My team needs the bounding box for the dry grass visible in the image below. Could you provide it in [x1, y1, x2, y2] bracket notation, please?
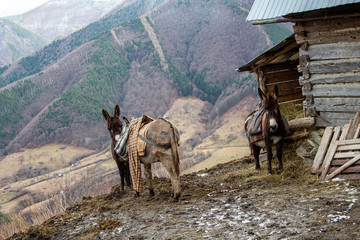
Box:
[0, 168, 117, 239]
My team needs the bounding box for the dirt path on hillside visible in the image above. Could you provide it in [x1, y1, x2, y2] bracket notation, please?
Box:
[140, 15, 168, 71]
[9, 156, 360, 240]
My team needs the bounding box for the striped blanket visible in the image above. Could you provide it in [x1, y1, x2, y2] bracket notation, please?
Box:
[114, 123, 131, 160]
[128, 114, 154, 193]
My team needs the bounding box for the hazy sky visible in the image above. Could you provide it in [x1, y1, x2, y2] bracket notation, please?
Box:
[0, 0, 47, 17]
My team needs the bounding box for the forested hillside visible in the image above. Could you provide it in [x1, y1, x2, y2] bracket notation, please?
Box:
[0, 0, 292, 155]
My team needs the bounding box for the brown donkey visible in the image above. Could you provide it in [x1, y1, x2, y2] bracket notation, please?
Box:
[245, 86, 288, 174]
[102, 105, 181, 201]
[102, 105, 131, 191]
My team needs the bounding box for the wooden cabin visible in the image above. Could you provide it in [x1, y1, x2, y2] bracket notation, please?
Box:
[241, 0, 360, 127]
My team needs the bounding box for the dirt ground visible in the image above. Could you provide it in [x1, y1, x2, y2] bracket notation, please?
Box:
[8, 155, 360, 240]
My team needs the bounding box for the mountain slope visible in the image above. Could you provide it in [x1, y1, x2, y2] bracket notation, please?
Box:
[0, 19, 46, 67]
[8, 0, 127, 42]
[0, 0, 292, 154]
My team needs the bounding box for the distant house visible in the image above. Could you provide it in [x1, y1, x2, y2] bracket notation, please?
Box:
[3, 185, 10, 190]
[238, 0, 360, 126]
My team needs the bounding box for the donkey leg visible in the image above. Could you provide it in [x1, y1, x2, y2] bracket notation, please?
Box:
[266, 144, 273, 175]
[115, 160, 126, 191]
[161, 154, 181, 201]
[276, 140, 284, 170]
[252, 144, 261, 170]
[144, 164, 155, 196]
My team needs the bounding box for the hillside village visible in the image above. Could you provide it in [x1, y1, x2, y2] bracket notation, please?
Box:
[1, 0, 360, 239]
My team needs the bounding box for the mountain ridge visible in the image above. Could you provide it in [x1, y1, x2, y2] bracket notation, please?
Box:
[0, 0, 292, 155]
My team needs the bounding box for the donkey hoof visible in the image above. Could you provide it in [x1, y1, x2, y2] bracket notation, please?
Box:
[149, 190, 155, 196]
[134, 191, 140, 197]
[172, 193, 181, 202]
[267, 171, 272, 175]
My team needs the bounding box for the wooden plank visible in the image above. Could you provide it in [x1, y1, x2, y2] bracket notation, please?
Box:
[278, 92, 304, 103]
[304, 84, 360, 97]
[327, 165, 360, 172]
[354, 124, 360, 139]
[337, 144, 360, 151]
[264, 70, 300, 82]
[326, 155, 360, 180]
[336, 174, 360, 180]
[302, 43, 360, 60]
[338, 138, 360, 146]
[319, 127, 341, 173]
[346, 112, 360, 139]
[308, 59, 360, 74]
[332, 159, 360, 166]
[320, 140, 339, 180]
[308, 72, 360, 85]
[311, 126, 334, 174]
[262, 60, 299, 73]
[334, 151, 360, 159]
[329, 165, 360, 174]
[340, 123, 350, 141]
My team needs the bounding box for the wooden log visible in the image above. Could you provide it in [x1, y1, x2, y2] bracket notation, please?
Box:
[326, 155, 360, 180]
[303, 84, 360, 97]
[295, 29, 360, 45]
[315, 117, 349, 127]
[293, 17, 360, 33]
[311, 126, 334, 174]
[288, 117, 315, 131]
[306, 43, 360, 60]
[284, 131, 309, 143]
[308, 59, 360, 74]
[308, 72, 360, 85]
[346, 112, 360, 139]
[314, 98, 360, 112]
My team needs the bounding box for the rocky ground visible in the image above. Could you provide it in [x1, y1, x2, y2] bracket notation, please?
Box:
[8, 155, 360, 240]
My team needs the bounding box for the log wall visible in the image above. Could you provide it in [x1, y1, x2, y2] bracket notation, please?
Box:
[294, 16, 360, 126]
[256, 61, 303, 103]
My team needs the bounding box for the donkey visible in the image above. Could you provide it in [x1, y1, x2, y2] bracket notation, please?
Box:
[102, 105, 131, 191]
[245, 85, 288, 174]
[102, 105, 181, 201]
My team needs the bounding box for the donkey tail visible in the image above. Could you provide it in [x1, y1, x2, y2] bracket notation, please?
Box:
[169, 122, 180, 176]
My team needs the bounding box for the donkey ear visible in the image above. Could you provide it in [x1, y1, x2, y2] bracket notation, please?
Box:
[258, 87, 266, 101]
[114, 105, 120, 119]
[273, 85, 279, 100]
[123, 116, 130, 124]
[102, 109, 110, 121]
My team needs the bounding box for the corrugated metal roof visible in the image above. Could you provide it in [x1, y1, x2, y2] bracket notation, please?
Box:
[237, 34, 298, 72]
[247, 0, 360, 21]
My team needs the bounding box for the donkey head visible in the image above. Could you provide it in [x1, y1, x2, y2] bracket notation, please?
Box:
[102, 105, 123, 142]
[258, 85, 281, 133]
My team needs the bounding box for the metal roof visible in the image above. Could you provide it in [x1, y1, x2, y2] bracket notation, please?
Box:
[237, 33, 298, 72]
[247, 0, 360, 21]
